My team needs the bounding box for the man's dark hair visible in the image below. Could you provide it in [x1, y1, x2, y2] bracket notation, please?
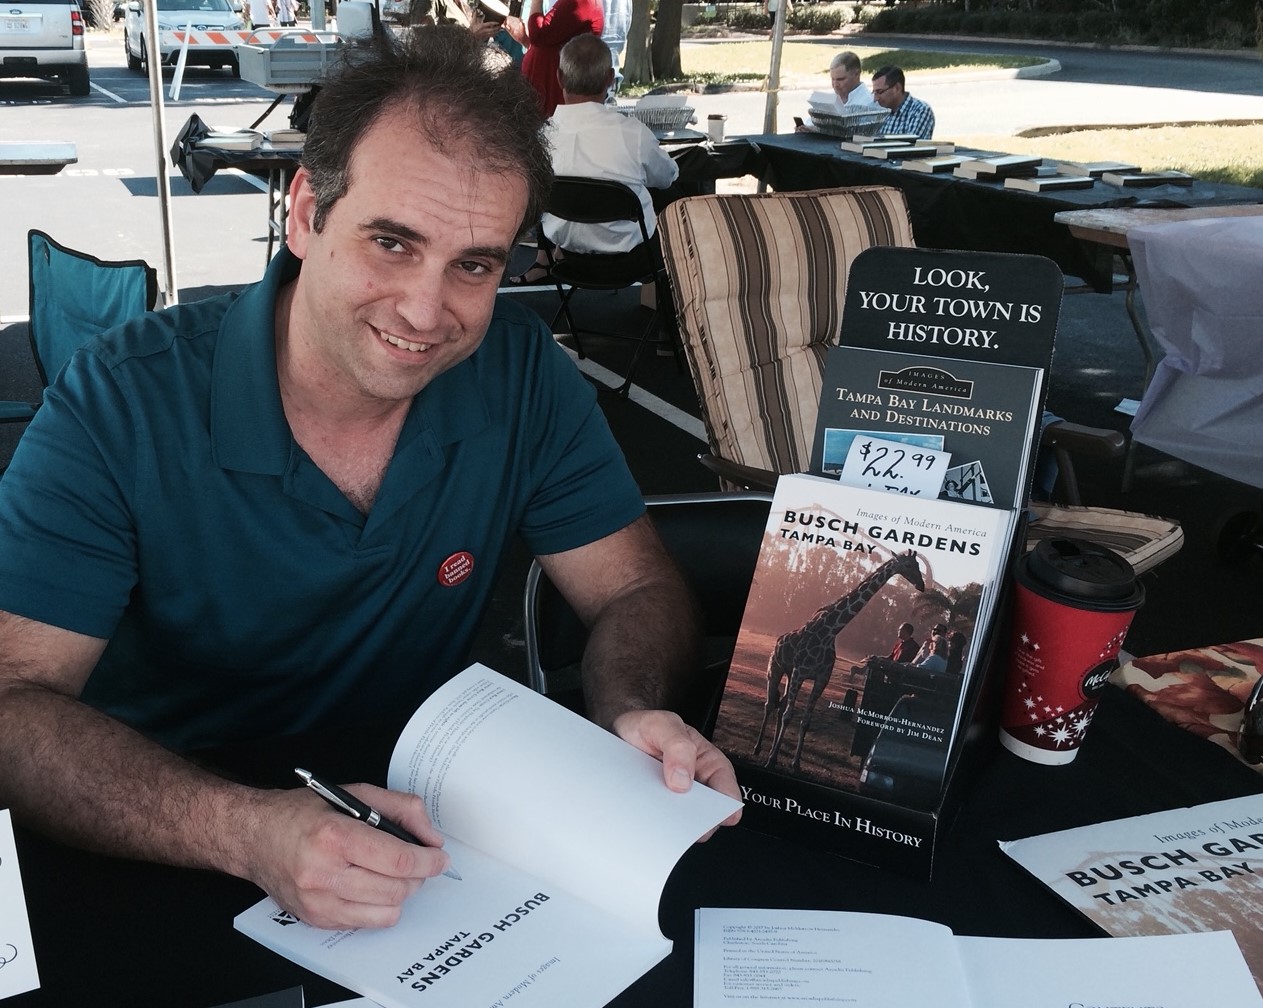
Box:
[301, 25, 551, 236]
[558, 33, 612, 97]
[871, 64, 905, 88]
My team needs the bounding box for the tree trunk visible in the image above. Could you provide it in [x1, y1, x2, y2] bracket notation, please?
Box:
[622, 0, 652, 85]
[650, 0, 684, 80]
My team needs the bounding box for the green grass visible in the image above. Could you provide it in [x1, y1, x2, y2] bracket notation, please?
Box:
[953, 123, 1263, 189]
[619, 38, 1263, 187]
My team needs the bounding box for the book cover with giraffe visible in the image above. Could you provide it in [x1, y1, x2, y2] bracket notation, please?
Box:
[712, 472, 1013, 823]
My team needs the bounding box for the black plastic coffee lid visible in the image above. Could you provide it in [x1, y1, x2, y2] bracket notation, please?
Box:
[1027, 537, 1138, 601]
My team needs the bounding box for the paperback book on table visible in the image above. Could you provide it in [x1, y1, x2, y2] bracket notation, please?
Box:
[1000, 792, 1263, 996]
[234, 665, 740, 1008]
[709, 247, 1063, 876]
[709, 472, 1013, 873]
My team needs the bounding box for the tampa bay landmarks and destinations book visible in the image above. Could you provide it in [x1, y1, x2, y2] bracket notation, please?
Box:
[710, 472, 1011, 819]
[234, 665, 741, 1008]
[809, 345, 1043, 511]
[810, 246, 1063, 512]
[1000, 792, 1263, 995]
[693, 907, 1263, 1008]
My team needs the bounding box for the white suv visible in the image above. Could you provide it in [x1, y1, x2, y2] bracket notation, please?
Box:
[0, 0, 91, 95]
[123, 0, 244, 74]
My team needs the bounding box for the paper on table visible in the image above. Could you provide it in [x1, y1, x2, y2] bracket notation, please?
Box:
[695, 908, 1263, 1008]
[694, 907, 970, 1008]
[957, 930, 1263, 1008]
[0, 809, 39, 999]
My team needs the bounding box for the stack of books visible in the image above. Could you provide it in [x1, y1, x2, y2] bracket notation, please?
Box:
[1056, 159, 1140, 177]
[1003, 171, 1096, 192]
[901, 154, 969, 174]
[839, 137, 919, 155]
[264, 128, 306, 149]
[1100, 169, 1195, 187]
[867, 140, 956, 160]
[953, 154, 1043, 181]
[196, 130, 264, 151]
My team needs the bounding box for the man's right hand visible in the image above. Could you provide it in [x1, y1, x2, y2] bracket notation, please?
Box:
[246, 783, 453, 930]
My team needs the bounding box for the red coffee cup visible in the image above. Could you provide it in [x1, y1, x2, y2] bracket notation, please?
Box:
[999, 537, 1144, 765]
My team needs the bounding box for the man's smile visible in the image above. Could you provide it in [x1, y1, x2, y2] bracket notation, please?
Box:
[377, 328, 432, 353]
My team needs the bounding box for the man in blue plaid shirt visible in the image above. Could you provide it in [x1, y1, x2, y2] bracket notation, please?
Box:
[872, 65, 936, 139]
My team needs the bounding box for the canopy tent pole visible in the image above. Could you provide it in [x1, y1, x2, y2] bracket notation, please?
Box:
[761, 1, 788, 135]
[143, 0, 179, 305]
[758, 1, 789, 193]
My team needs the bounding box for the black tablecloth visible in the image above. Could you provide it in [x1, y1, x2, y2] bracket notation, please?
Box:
[745, 133, 1263, 292]
[10, 685, 1262, 1007]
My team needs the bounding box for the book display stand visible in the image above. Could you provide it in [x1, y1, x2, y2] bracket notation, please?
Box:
[710, 247, 1063, 877]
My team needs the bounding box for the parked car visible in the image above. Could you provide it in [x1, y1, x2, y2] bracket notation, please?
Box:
[122, 0, 245, 74]
[0, 0, 90, 94]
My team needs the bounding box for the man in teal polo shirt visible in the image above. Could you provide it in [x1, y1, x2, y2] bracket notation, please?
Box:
[0, 26, 739, 933]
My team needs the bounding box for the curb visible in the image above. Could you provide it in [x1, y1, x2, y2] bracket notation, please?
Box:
[855, 30, 1263, 62]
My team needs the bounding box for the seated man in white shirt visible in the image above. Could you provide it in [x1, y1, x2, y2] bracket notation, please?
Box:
[795, 50, 872, 133]
[509, 32, 679, 284]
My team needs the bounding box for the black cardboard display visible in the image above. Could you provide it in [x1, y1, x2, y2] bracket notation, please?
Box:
[718, 248, 1063, 878]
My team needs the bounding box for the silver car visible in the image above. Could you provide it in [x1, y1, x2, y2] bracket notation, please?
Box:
[0, 0, 91, 94]
[123, 0, 244, 74]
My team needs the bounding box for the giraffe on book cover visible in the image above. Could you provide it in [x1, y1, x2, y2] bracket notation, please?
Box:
[754, 550, 925, 771]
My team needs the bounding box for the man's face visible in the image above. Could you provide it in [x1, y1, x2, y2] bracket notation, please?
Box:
[830, 64, 860, 101]
[284, 105, 528, 408]
[871, 74, 903, 110]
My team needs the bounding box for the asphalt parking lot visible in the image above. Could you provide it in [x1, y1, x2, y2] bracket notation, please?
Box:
[5, 31, 1263, 313]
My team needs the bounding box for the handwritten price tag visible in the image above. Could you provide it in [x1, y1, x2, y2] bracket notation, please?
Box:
[838, 435, 950, 498]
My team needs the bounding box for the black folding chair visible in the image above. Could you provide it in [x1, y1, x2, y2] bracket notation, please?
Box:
[522, 491, 772, 734]
[545, 176, 677, 396]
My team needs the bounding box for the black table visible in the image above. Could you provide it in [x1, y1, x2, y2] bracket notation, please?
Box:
[746, 133, 1263, 292]
[10, 685, 1262, 1007]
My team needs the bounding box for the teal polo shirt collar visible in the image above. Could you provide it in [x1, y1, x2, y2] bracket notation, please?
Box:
[207, 248, 490, 528]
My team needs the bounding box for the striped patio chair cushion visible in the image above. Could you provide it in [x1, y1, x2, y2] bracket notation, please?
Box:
[658, 186, 915, 476]
[1024, 502, 1184, 576]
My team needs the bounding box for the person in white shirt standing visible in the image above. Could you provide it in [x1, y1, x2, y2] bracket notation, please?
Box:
[509, 33, 679, 283]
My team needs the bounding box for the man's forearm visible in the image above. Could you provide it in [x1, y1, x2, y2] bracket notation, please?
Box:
[579, 573, 701, 730]
[0, 681, 268, 879]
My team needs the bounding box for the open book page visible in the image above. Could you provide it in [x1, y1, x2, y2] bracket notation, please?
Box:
[693, 907, 970, 1008]
[957, 931, 1263, 1008]
[387, 666, 742, 935]
[236, 841, 670, 1008]
[0, 809, 40, 999]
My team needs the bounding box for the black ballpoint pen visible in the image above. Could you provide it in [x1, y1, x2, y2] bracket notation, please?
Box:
[294, 767, 461, 880]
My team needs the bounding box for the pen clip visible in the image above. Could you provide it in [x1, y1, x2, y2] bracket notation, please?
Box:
[295, 767, 362, 819]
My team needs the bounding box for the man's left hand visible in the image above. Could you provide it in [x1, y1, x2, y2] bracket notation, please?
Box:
[611, 709, 743, 837]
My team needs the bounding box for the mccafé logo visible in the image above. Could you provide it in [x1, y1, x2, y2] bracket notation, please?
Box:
[1081, 660, 1116, 698]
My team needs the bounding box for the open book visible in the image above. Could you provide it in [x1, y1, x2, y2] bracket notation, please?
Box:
[235, 665, 741, 1008]
[694, 907, 1263, 1007]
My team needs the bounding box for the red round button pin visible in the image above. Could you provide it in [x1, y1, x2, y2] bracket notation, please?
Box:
[437, 551, 474, 587]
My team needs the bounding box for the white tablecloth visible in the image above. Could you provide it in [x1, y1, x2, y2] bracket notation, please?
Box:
[1129, 216, 1263, 490]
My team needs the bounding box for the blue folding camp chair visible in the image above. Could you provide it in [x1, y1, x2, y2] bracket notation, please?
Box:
[0, 230, 159, 434]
